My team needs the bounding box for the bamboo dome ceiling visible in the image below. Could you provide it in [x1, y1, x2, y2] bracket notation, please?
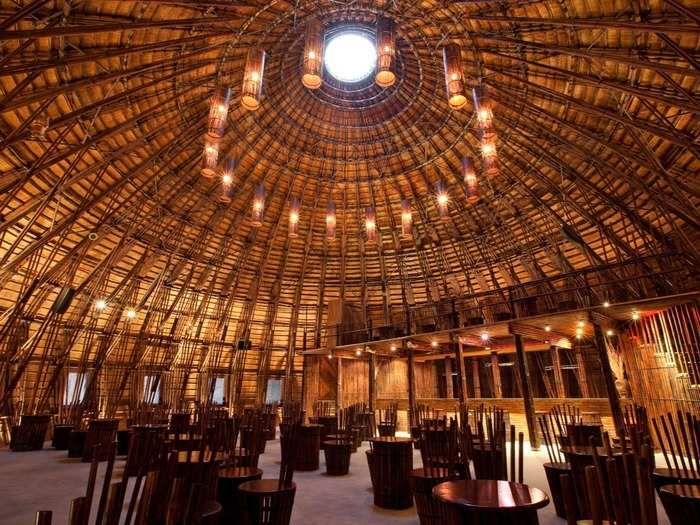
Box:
[1, 0, 700, 347]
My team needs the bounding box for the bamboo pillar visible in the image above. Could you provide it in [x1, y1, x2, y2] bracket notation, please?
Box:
[336, 357, 343, 412]
[368, 351, 376, 412]
[591, 318, 624, 438]
[407, 343, 416, 425]
[575, 347, 591, 397]
[455, 339, 469, 404]
[514, 333, 540, 450]
[490, 351, 502, 398]
[472, 358, 481, 398]
[551, 345, 566, 398]
[444, 356, 454, 399]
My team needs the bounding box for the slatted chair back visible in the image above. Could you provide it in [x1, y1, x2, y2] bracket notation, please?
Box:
[652, 410, 700, 478]
[279, 423, 301, 488]
[538, 413, 565, 465]
[507, 424, 524, 484]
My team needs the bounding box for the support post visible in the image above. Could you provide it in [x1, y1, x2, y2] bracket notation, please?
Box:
[551, 345, 566, 398]
[575, 347, 591, 398]
[336, 357, 343, 414]
[472, 358, 481, 398]
[490, 351, 502, 398]
[444, 356, 454, 399]
[455, 337, 468, 404]
[368, 351, 376, 412]
[513, 333, 540, 450]
[406, 342, 416, 427]
[591, 316, 625, 439]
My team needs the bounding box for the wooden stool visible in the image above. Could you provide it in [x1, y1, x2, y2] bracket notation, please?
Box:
[409, 467, 452, 525]
[659, 484, 700, 524]
[367, 437, 414, 509]
[238, 479, 296, 525]
[323, 440, 351, 476]
[9, 415, 50, 451]
[82, 419, 118, 462]
[51, 424, 73, 450]
[67, 429, 86, 458]
[217, 466, 263, 523]
[294, 424, 320, 471]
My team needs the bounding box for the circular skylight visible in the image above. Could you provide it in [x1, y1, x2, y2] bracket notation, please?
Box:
[324, 31, 377, 83]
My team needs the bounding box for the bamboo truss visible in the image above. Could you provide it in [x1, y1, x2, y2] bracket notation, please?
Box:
[0, 0, 698, 423]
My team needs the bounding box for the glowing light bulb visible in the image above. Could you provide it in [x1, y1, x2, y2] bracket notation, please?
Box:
[95, 299, 107, 311]
[632, 311, 640, 321]
[431, 340, 438, 348]
[481, 142, 496, 156]
[356, 349, 362, 356]
[606, 330, 614, 336]
[290, 211, 299, 223]
[126, 309, 136, 319]
[222, 173, 232, 185]
[251, 72, 259, 82]
[544, 325, 551, 332]
[390, 345, 396, 352]
[308, 50, 316, 59]
[577, 320, 584, 328]
[480, 333, 489, 342]
[603, 301, 610, 308]
[437, 193, 449, 206]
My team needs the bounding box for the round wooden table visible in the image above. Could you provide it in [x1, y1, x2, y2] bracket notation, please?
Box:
[659, 484, 700, 523]
[217, 466, 263, 523]
[367, 436, 414, 509]
[433, 479, 550, 525]
[238, 479, 296, 525]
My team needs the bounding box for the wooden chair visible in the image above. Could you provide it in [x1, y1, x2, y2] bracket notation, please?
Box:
[378, 403, 398, 437]
[658, 484, 700, 524]
[651, 411, 700, 492]
[238, 423, 300, 525]
[539, 413, 571, 518]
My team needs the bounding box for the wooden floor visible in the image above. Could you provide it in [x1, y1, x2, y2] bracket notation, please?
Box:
[0, 436, 671, 525]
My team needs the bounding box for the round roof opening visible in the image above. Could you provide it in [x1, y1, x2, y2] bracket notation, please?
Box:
[324, 31, 377, 83]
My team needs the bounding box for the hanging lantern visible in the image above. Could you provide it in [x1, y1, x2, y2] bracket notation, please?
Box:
[436, 182, 449, 220]
[462, 157, 478, 203]
[480, 133, 499, 175]
[472, 86, 495, 132]
[375, 16, 396, 88]
[401, 199, 412, 238]
[289, 198, 300, 238]
[207, 86, 232, 139]
[251, 183, 265, 226]
[443, 44, 466, 110]
[242, 48, 266, 111]
[302, 19, 324, 89]
[218, 158, 236, 203]
[365, 207, 377, 244]
[326, 201, 336, 240]
[201, 136, 220, 178]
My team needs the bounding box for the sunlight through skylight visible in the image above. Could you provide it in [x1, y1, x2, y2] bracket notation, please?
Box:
[324, 32, 377, 83]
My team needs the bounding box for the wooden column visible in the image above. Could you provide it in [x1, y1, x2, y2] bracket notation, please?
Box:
[513, 333, 540, 450]
[455, 339, 469, 404]
[407, 342, 416, 427]
[490, 351, 502, 398]
[591, 318, 624, 439]
[472, 358, 481, 398]
[551, 345, 566, 398]
[444, 356, 454, 399]
[575, 347, 591, 398]
[336, 357, 343, 413]
[368, 351, 376, 412]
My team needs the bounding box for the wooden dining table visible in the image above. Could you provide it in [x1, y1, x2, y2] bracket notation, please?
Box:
[432, 479, 550, 525]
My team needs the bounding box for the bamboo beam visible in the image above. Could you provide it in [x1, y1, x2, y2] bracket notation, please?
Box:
[551, 345, 566, 398]
[490, 351, 502, 398]
[590, 314, 625, 438]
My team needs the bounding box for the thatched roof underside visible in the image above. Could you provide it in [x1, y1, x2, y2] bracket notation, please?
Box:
[0, 0, 699, 409]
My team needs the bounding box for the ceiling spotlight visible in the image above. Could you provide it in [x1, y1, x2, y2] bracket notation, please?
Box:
[222, 173, 233, 185]
[95, 299, 107, 311]
[126, 309, 136, 319]
[480, 333, 489, 342]
[575, 328, 583, 336]
[328, 353, 333, 359]
[431, 340, 438, 348]
[577, 320, 584, 328]
[390, 345, 396, 352]
[632, 311, 640, 321]
[544, 325, 551, 332]
[606, 330, 614, 336]
[603, 301, 610, 308]
[576, 334, 582, 340]
[355, 349, 362, 356]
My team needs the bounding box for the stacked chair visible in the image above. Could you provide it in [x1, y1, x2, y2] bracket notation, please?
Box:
[538, 412, 571, 518]
[377, 403, 398, 437]
[651, 410, 700, 523]
[559, 430, 657, 524]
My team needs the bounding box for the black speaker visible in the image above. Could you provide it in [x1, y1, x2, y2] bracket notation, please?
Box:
[237, 339, 251, 350]
[51, 286, 76, 314]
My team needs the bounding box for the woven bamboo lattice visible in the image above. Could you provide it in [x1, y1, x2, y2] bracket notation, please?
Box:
[0, 0, 698, 417]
